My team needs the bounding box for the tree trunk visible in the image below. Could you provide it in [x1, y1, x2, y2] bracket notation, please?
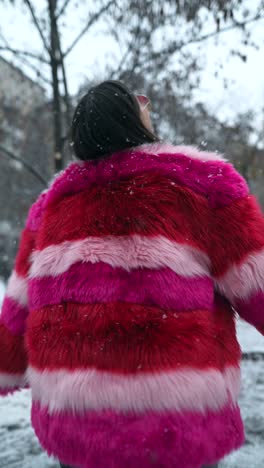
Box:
[48, 0, 63, 172]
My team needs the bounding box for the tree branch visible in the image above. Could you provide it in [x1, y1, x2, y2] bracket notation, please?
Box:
[57, 27, 72, 132]
[152, 13, 264, 63]
[0, 35, 51, 85]
[14, 54, 52, 85]
[110, 25, 141, 79]
[110, 43, 132, 79]
[0, 144, 48, 186]
[63, 0, 115, 57]
[48, 0, 64, 171]
[60, 51, 71, 129]
[0, 45, 50, 64]
[24, 0, 50, 54]
[56, 0, 72, 19]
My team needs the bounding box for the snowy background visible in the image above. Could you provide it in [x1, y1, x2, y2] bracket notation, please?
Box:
[0, 280, 264, 467]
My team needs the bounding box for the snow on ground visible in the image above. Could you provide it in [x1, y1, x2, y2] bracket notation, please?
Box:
[0, 280, 57, 467]
[236, 320, 264, 353]
[0, 390, 57, 468]
[0, 279, 264, 467]
[221, 321, 264, 467]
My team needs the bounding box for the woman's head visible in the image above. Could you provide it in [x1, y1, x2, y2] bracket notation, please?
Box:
[71, 80, 159, 161]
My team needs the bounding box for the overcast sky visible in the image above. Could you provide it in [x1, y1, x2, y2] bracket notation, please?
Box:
[1, 1, 264, 135]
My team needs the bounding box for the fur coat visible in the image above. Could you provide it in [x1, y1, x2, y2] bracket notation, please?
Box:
[1, 142, 264, 468]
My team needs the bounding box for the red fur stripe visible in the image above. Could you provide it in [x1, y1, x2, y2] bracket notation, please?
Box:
[0, 322, 27, 373]
[37, 175, 210, 250]
[15, 228, 36, 276]
[36, 178, 264, 280]
[26, 302, 241, 373]
[211, 195, 264, 276]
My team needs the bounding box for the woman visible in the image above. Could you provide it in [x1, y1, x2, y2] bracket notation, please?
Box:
[1, 80, 264, 468]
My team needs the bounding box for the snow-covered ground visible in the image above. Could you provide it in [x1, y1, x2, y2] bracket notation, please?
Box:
[0, 280, 264, 467]
[222, 321, 264, 468]
[0, 280, 57, 467]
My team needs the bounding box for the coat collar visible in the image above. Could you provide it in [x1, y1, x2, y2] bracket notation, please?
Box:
[45, 142, 226, 207]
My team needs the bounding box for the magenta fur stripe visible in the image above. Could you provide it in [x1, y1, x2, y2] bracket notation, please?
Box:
[0, 371, 26, 389]
[29, 235, 211, 279]
[235, 290, 264, 327]
[0, 388, 20, 396]
[27, 365, 240, 414]
[28, 262, 214, 311]
[45, 143, 248, 210]
[1, 297, 29, 335]
[31, 402, 244, 468]
[5, 271, 28, 306]
[216, 248, 264, 302]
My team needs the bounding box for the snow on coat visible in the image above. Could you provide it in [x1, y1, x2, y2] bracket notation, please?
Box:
[1, 142, 263, 468]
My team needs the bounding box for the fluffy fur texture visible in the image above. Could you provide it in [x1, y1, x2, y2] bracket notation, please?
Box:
[28, 262, 214, 311]
[26, 190, 47, 232]
[235, 290, 264, 327]
[216, 248, 264, 301]
[25, 303, 241, 372]
[36, 175, 264, 278]
[28, 365, 240, 414]
[5, 271, 28, 306]
[1, 297, 29, 335]
[0, 371, 26, 390]
[136, 142, 226, 161]
[30, 235, 210, 279]
[0, 322, 27, 374]
[0, 387, 20, 396]
[210, 195, 264, 276]
[2, 142, 264, 467]
[45, 144, 248, 209]
[32, 402, 244, 468]
[36, 175, 211, 249]
[14, 228, 36, 276]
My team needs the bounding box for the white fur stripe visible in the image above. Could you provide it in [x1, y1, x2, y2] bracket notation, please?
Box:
[216, 249, 264, 301]
[135, 143, 225, 161]
[0, 371, 26, 389]
[6, 271, 28, 306]
[28, 366, 240, 414]
[29, 235, 210, 279]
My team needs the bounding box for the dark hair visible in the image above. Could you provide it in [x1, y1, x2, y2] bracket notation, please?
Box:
[71, 80, 159, 161]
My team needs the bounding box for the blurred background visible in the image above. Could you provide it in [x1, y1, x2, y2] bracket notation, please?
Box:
[1, 0, 264, 277]
[0, 1, 264, 467]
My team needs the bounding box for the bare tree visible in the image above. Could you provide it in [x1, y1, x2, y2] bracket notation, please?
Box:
[1, 0, 264, 173]
[109, 0, 264, 84]
[1, 0, 116, 171]
[1, 0, 264, 277]
[0, 144, 48, 186]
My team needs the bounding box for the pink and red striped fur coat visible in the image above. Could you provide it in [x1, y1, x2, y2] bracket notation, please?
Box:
[1, 142, 264, 468]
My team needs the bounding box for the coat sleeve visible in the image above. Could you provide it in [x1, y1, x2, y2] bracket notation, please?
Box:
[208, 165, 264, 333]
[0, 192, 46, 395]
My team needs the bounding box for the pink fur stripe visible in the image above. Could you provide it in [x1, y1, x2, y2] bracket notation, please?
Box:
[0, 371, 26, 389]
[28, 262, 214, 311]
[31, 402, 244, 468]
[6, 271, 28, 306]
[138, 142, 226, 162]
[1, 297, 29, 335]
[27, 365, 240, 414]
[29, 235, 211, 279]
[216, 248, 264, 301]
